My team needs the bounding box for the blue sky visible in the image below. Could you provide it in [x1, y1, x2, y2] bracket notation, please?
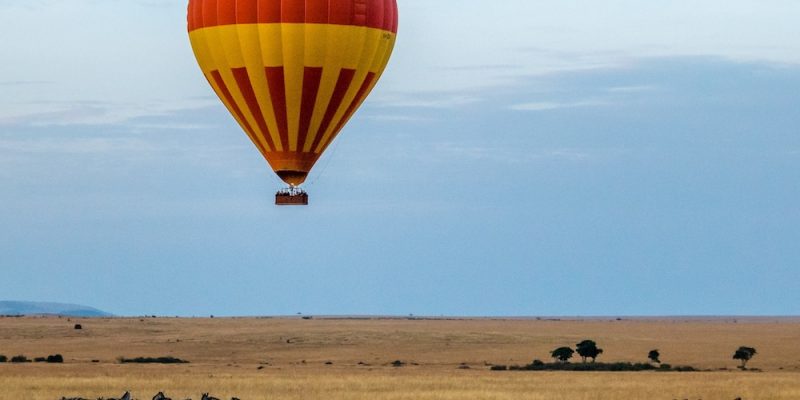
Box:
[1, 0, 799, 316]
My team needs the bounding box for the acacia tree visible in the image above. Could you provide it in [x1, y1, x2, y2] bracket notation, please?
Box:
[648, 349, 661, 364]
[551, 346, 575, 363]
[576, 340, 603, 363]
[733, 346, 757, 369]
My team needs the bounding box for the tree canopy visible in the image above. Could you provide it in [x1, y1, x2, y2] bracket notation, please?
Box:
[733, 346, 757, 369]
[576, 340, 604, 363]
[648, 349, 661, 364]
[551, 346, 575, 363]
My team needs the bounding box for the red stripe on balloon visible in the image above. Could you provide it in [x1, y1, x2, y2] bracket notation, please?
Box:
[328, 72, 377, 146]
[280, 0, 305, 23]
[265, 66, 290, 151]
[329, 0, 354, 26]
[190, 0, 205, 31]
[232, 68, 277, 152]
[187, 1, 194, 31]
[188, 0, 398, 33]
[388, 0, 399, 34]
[217, 0, 237, 26]
[201, 0, 219, 28]
[258, 0, 281, 23]
[309, 68, 356, 152]
[393, 3, 399, 33]
[297, 67, 324, 152]
[304, 0, 330, 24]
[366, 0, 384, 31]
[210, 70, 269, 156]
[353, 0, 367, 27]
[235, 0, 258, 24]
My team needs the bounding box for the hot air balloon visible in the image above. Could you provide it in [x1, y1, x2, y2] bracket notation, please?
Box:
[187, 0, 398, 205]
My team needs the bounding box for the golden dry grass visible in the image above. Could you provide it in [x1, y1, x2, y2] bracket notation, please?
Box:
[1, 316, 799, 399]
[2, 370, 800, 400]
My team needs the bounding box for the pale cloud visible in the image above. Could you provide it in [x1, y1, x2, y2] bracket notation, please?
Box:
[0, 98, 220, 127]
[361, 114, 430, 122]
[372, 93, 482, 109]
[0, 0, 205, 122]
[382, 0, 800, 96]
[0, 80, 53, 86]
[510, 100, 610, 112]
[0, 134, 250, 172]
[606, 85, 659, 93]
[433, 142, 627, 164]
[510, 83, 660, 112]
[0, 137, 159, 155]
[128, 122, 216, 132]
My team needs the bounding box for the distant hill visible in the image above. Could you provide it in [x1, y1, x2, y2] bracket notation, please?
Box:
[0, 301, 112, 317]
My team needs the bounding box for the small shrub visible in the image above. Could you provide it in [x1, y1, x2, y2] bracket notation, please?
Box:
[490, 365, 508, 371]
[11, 355, 30, 363]
[74, 324, 82, 330]
[0, 355, 7, 363]
[47, 354, 64, 363]
[34, 357, 47, 363]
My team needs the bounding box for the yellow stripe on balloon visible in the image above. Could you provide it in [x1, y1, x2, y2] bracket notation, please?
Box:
[189, 23, 397, 155]
[190, 25, 394, 70]
[257, 24, 284, 67]
[312, 27, 386, 154]
[208, 26, 273, 154]
[304, 25, 350, 152]
[237, 24, 284, 151]
[280, 24, 305, 152]
[192, 29, 269, 157]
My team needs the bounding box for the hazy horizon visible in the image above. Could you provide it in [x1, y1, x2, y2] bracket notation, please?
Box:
[3, 299, 799, 319]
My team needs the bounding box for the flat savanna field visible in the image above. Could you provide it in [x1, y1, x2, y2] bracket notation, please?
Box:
[1, 317, 799, 400]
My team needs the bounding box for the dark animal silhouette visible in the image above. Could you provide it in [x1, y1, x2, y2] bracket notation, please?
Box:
[62, 391, 241, 400]
[107, 392, 131, 400]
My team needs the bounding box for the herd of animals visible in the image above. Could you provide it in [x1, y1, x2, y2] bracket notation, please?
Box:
[61, 392, 239, 400]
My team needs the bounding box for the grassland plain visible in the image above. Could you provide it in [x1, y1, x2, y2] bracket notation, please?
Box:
[1, 316, 799, 399]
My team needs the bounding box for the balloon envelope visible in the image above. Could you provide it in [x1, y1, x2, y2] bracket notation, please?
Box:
[188, 0, 398, 186]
